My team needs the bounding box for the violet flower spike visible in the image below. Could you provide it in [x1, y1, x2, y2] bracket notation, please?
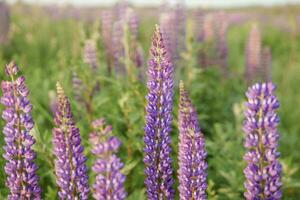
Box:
[159, 12, 176, 61]
[72, 71, 85, 104]
[174, 1, 186, 56]
[261, 47, 272, 82]
[215, 11, 229, 77]
[1, 62, 41, 200]
[243, 82, 282, 200]
[101, 10, 114, 74]
[83, 39, 99, 71]
[124, 8, 139, 41]
[52, 82, 90, 199]
[112, 20, 125, 75]
[245, 24, 261, 84]
[144, 25, 175, 200]
[178, 81, 208, 200]
[90, 118, 127, 200]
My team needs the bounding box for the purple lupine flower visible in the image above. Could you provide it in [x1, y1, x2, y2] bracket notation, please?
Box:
[114, 0, 129, 21]
[135, 44, 144, 69]
[174, 1, 186, 56]
[101, 10, 114, 74]
[178, 81, 208, 200]
[90, 118, 127, 200]
[202, 14, 215, 42]
[196, 10, 205, 42]
[124, 7, 142, 74]
[0, 2, 10, 44]
[1, 62, 41, 199]
[52, 82, 90, 199]
[72, 71, 85, 104]
[215, 11, 229, 77]
[245, 24, 261, 84]
[144, 25, 175, 200]
[261, 47, 272, 81]
[71, 70, 99, 121]
[160, 1, 186, 62]
[197, 13, 216, 69]
[160, 12, 176, 60]
[124, 8, 139, 41]
[112, 20, 125, 75]
[243, 82, 282, 200]
[83, 39, 99, 71]
[112, 6, 140, 76]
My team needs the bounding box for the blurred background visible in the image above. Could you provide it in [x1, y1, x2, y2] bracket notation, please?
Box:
[1, 0, 300, 199]
[4, 0, 300, 7]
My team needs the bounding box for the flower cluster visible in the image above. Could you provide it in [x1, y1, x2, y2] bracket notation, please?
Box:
[144, 25, 175, 200]
[101, 10, 114, 74]
[243, 82, 282, 200]
[245, 24, 262, 83]
[261, 47, 272, 81]
[159, 1, 186, 63]
[1, 62, 41, 199]
[83, 39, 99, 70]
[215, 12, 229, 76]
[72, 72, 85, 103]
[90, 118, 127, 200]
[124, 8, 139, 41]
[112, 20, 126, 74]
[178, 81, 208, 200]
[52, 82, 90, 199]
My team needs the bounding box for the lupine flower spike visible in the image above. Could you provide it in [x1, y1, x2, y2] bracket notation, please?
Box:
[90, 118, 127, 200]
[144, 25, 175, 200]
[243, 82, 282, 200]
[178, 81, 208, 200]
[72, 72, 85, 104]
[101, 10, 114, 74]
[261, 47, 272, 81]
[160, 12, 176, 61]
[83, 39, 99, 71]
[52, 82, 90, 199]
[215, 12, 228, 77]
[1, 62, 41, 199]
[246, 24, 261, 84]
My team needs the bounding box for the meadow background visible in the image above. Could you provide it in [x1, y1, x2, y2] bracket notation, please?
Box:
[0, 1, 300, 199]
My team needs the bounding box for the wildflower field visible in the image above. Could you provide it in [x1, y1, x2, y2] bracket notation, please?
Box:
[1, 1, 300, 200]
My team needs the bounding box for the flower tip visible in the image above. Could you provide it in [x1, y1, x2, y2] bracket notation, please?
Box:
[155, 24, 160, 32]
[5, 61, 19, 76]
[179, 80, 185, 90]
[56, 82, 65, 97]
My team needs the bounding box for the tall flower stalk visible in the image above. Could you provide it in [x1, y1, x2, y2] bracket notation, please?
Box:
[83, 39, 99, 71]
[1, 62, 41, 199]
[144, 25, 175, 200]
[261, 47, 272, 81]
[243, 82, 282, 200]
[215, 11, 229, 77]
[245, 24, 261, 83]
[90, 118, 127, 200]
[71, 70, 99, 125]
[52, 82, 90, 199]
[101, 10, 114, 74]
[178, 81, 207, 200]
[159, 1, 186, 64]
